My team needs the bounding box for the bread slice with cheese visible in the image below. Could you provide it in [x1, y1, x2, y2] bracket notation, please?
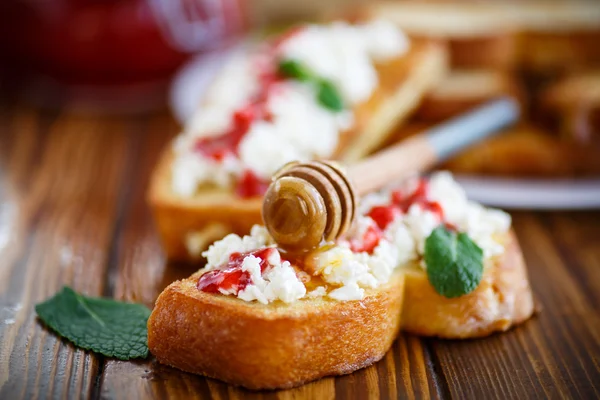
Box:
[148, 173, 535, 389]
[148, 269, 405, 390]
[415, 69, 525, 122]
[402, 231, 534, 338]
[149, 26, 447, 261]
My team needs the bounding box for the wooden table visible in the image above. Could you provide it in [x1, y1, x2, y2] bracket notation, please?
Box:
[0, 104, 598, 400]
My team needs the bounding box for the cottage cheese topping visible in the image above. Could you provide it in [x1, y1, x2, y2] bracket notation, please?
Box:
[195, 172, 512, 303]
[171, 20, 408, 197]
[183, 53, 260, 140]
[279, 21, 409, 105]
[201, 226, 305, 304]
[238, 82, 352, 178]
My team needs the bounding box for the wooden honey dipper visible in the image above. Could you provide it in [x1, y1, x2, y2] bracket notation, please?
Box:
[262, 98, 519, 252]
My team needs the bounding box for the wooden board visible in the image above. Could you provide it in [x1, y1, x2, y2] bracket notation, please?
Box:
[0, 105, 599, 399]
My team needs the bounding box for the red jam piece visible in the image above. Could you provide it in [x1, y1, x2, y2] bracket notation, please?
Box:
[235, 169, 270, 198]
[391, 178, 444, 220]
[194, 106, 254, 161]
[194, 63, 280, 164]
[350, 224, 383, 254]
[197, 247, 276, 294]
[197, 267, 251, 294]
[368, 205, 401, 231]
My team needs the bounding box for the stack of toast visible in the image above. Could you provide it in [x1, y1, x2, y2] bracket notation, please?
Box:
[143, 5, 600, 389]
[144, 17, 539, 391]
[367, 1, 600, 176]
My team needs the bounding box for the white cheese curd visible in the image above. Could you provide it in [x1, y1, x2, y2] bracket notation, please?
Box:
[426, 171, 511, 259]
[238, 82, 348, 179]
[279, 20, 409, 105]
[171, 20, 409, 197]
[202, 225, 273, 270]
[237, 254, 306, 304]
[314, 246, 378, 289]
[328, 282, 364, 301]
[183, 53, 259, 139]
[357, 189, 392, 216]
[307, 286, 327, 298]
[404, 204, 443, 254]
[171, 150, 242, 197]
[362, 19, 411, 61]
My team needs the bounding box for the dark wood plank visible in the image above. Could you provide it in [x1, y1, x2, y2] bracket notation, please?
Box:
[428, 212, 600, 400]
[2, 106, 598, 399]
[0, 107, 142, 399]
[543, 211, 600, 309]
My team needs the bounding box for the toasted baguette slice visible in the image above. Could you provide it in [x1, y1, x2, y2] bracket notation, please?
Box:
[415, 69, 525, 122]
[402, 231, 534, 339]
[148, 270, 405, 390]
[539, 71, 600, 142]
[149, 39, 447, 261]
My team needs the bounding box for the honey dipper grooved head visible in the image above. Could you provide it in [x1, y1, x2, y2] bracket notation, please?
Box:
[262, 161, 356, 252]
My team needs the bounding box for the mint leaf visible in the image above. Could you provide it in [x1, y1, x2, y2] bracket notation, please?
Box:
[35, 286, 151, 360]
[278, 59, 313, 81]
[424, 226, 484, 298]
[316, 79, 344, 112]
[278, 58, 345, 112]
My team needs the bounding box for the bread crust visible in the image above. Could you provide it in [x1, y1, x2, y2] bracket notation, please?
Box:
[147, 271, 405, 390]
[149, 39, 447, 261]
[401, 231, 534, 339]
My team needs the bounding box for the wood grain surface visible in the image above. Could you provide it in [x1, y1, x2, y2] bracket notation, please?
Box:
[0, 104, 599, 400]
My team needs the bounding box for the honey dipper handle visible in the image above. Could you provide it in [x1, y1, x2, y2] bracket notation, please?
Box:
[347, 98, 519, 196]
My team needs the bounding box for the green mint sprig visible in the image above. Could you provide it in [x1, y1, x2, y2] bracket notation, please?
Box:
[424, 226, 484, 298]
[35, 286, 151, 360]
[278, 59, 344, 112]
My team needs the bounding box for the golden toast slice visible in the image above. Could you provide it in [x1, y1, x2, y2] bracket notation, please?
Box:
[402, 231, 534, 339]
[149, 38, 447, 261]
[148, 269, 405, 390]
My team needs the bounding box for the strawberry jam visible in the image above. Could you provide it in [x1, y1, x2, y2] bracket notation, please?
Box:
[353, 178, 446, 254]
[391, 179, 444, 220]
[197, 247, 276, 294]
[368, 205, 401, 231]
[350, 224, 383, 254]
[236, 169, 270, 198]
